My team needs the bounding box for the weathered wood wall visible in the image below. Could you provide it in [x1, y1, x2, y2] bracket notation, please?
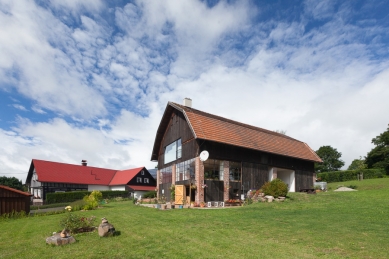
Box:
[0, 187, 31, 215]
[157, 111, 197, 168]
[242, 162, 269, 191]
[204, 180, 224, 202]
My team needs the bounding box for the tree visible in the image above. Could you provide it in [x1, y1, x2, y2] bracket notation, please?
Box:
[315, 145, 345, 173]
[347, 157, 367, 171]
[0, 176, 24, 191]
[365, 124, 389, 174]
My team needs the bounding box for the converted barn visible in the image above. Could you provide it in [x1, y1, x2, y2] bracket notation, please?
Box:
[151, 98, 322, 204]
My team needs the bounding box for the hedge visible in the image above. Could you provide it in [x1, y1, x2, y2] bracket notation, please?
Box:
[46, 190, 129, 204]
[317, 169, 384, 183]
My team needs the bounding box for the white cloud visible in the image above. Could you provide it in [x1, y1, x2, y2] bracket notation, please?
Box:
[12, 104, 28, 111]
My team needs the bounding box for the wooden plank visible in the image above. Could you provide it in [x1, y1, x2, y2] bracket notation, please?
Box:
[175, 185, 185, 205]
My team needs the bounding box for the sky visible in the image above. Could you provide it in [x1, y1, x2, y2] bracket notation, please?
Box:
[1, 0, 389, 183]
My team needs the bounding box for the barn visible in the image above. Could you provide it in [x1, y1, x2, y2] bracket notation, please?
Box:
[151, 98, 322, 204]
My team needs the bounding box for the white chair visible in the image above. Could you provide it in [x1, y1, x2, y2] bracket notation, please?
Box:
[207, 202, 212, 207]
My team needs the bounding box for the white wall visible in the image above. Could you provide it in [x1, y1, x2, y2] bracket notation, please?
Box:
[110, 185, 126, 191]
[88, 185, 110, 191]
[277, 169, 295, 192]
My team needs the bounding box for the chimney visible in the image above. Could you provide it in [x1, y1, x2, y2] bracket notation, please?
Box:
[81, 160, 87, 166]
[183, 98, 192, 108]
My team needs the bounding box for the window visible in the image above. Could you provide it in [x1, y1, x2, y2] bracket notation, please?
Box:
[144, 178, 149, 183]
[137, 177, 142, 183]
[161, 166, 172, 184]
[229, 161, 241, 181]
[164, 139, 182, 164]
[204, 159, 223, 180]
[176, 158, 195, 182]
[141, 170, 144, 175]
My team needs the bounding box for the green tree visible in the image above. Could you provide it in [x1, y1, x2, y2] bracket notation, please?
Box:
[347, 157, 367, 171]
[0, 176, 23, 191]
[315, 145, 345, 172]
[365, 124, 389, 174]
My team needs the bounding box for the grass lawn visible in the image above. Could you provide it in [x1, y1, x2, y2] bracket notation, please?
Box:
[1, 178, 389, 259]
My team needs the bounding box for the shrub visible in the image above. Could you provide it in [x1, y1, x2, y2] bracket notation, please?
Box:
[59, 208, 96, 234]
[143, 191, 157, 198]
[46, 190, 128, 204]
[261, 179, 288, 198]
[317, 169, 385, 183]
[83, 190, 103, 210]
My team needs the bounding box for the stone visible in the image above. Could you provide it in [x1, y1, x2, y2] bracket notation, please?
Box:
[98, 218, 116, 237]
[46, 233, 76, 246]
[265, 195, 274, 202]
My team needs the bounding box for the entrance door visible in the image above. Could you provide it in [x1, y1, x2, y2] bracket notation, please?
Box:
[175, 185, 186, 205]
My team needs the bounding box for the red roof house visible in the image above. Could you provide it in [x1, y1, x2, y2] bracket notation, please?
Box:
[26, 160, 156, 201]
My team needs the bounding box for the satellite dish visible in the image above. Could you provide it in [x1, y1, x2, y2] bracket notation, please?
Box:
[200, 150, 209, 161]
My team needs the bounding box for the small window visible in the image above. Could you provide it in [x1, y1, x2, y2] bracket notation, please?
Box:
[144, 178, 149, 183]
[137, 177, 142, 183]
[141, 170, 144, 175]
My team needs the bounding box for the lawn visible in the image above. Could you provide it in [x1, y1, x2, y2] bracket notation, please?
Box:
[1, 178, 389, 259]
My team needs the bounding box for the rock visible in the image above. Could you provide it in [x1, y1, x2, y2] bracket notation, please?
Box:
[98, 218, 115, 237]
[46, 233, 76, 246]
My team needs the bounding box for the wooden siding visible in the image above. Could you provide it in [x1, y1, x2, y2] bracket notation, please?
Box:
[157, 110, 197, 168]
[201, 140, 314, 172]
[0, 187, 31, 215]
[242, 162, 269, 191]
[204, 180, 224, 202]
[159, 183, 171, 201]
[295, 169, 315, 191]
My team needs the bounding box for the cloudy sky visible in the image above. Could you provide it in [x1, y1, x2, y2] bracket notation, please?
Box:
[1, 0, 389, 182]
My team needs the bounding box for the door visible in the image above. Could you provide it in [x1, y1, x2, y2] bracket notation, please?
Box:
[175, 185, 186, 205]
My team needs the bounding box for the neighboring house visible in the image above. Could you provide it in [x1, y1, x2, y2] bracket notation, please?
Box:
[25, 159, 156, 202]
[151, 98, 322, 204]
[0, 185, 32, 215]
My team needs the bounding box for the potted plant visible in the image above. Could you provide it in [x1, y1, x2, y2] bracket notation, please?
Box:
[200, 202, 205, 208]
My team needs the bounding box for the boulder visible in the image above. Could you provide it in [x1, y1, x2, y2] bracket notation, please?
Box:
[98, 218, 116, 237]
[46, 233, 76, 246]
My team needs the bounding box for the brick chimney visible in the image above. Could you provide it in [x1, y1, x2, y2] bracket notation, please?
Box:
[81, 160, 87, 166]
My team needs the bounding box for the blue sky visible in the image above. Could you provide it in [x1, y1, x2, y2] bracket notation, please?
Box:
[1, 0, 389, 182]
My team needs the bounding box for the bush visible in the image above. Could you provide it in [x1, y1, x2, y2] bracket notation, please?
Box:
[143, 191, 157, 198]
[261, 179, 288, 198]
[317, 169, 385, 183]
[59, 209, 96, 234]
[46, 190, 128, 204]
[83, 190, 102, 210]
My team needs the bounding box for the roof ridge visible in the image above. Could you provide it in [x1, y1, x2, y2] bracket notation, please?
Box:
[169, 102, 300, 142]
[32, 159, 118, 171]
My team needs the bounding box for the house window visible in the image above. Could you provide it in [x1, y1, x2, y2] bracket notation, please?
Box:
[204, 159, 223, 180]
[141, 170, 144, 175]
[161, 166, 172, 184]
[144, 178, 149, 183]
[164, 138, 182, 164]
[229, 161, 241, 181]
[137, 177, 142, 183]
[176, 158, 195, 182]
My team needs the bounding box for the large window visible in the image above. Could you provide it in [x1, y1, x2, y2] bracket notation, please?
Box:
[164, 139, 182, 164]
[204, 159, 224, 180]
[229, 161, 241, 181]
[176, 158, 195, 182]
[160, 166, 172, 184]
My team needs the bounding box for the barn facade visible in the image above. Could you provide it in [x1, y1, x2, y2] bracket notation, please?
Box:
[151, 99, 322, 204]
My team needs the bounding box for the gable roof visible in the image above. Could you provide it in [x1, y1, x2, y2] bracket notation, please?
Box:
[29, 159, 118, 185]
[151, 102, 322, 163]
[0, 185, 32, 197]
[109, 167, 144, 186]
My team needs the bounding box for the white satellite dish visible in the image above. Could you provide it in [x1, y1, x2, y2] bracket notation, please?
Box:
[200, 150, 209, 161]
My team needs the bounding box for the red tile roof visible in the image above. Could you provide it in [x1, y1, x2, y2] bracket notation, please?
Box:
[0, 185, 32, 196]
[31, 159, 122, 185]
[151, 102, 322, 163]
[109, 167, 144, 185]
[128, 185, 156, 191]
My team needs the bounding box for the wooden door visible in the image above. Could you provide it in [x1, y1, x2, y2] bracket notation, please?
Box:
[175, 185, 186, 205]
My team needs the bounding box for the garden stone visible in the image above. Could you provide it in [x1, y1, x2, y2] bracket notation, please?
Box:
[98, 217, 116, 237]
[46, 233, 76, 246]
[265, 195, 274, 202]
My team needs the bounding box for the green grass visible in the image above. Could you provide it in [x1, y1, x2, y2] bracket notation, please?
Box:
[1, 178, 389, 259]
